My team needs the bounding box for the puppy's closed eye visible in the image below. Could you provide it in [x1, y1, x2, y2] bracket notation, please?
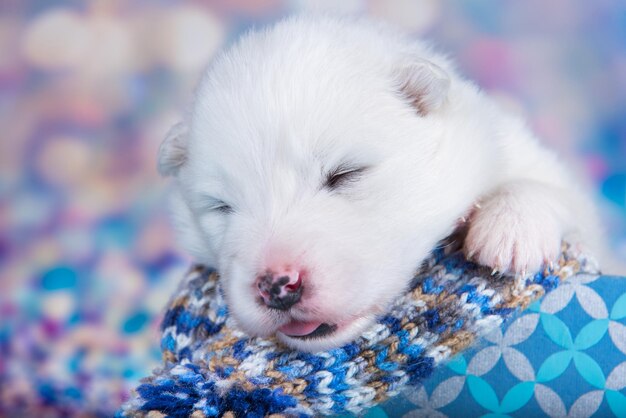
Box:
[197, 196, 234, 215]
[324, 165, 368, 190]
[213, 203, 234, 214]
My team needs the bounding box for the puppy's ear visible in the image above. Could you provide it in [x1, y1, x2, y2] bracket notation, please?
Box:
[393, 57, 450, 115]
[157, 122, 188, 176]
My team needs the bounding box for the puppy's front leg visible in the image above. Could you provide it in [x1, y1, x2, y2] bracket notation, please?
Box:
[464, 179, 576, 274]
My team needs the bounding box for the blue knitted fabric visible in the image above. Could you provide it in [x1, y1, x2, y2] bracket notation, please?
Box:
[119, 241, 598, 417]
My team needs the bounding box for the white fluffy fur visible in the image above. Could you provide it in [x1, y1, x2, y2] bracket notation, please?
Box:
[159, 16, 605, 351]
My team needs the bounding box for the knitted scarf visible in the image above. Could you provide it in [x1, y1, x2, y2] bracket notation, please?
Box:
[119, 239, 598, 417]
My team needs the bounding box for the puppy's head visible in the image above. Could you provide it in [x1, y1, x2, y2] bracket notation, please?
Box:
[159, 18, 462, 351]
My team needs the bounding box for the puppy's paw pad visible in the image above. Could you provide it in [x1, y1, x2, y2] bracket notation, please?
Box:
[464, 190, 562, 275]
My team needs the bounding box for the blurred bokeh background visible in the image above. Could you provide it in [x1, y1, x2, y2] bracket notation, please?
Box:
[1, 0, 625, 415]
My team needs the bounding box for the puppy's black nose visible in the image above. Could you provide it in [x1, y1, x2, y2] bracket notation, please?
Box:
[256, 270, 303, 310]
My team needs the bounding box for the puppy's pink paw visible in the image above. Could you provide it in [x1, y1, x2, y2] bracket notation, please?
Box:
[464, 184, 563, 275]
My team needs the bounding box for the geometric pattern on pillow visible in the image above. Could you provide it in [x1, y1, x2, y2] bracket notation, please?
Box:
[362, 273, 626, 418]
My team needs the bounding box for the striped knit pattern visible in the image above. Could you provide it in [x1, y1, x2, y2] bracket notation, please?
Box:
[119, 240, 599, 417]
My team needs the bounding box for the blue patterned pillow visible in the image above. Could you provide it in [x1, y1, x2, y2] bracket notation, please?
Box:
[371, 273, 626, 418]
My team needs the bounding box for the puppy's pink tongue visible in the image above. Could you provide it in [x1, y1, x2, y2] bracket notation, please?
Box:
[278, 320, 322, 336]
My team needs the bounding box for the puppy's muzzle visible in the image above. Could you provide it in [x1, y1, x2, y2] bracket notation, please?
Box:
[257, 269, 303, 310]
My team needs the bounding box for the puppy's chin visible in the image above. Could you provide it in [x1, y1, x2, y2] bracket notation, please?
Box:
[276, 315, 376, 352]
[228, 298, 380, 352]
[230, 308, 378, 352]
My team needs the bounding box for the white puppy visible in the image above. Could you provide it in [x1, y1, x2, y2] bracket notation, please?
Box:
[158, 16, 603, 351]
